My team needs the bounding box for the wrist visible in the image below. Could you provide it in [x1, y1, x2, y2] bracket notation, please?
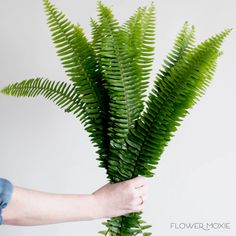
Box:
[90, 193, 105, 220]
[72, 194, 99, 221]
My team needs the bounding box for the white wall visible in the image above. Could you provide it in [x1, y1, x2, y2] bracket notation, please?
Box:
[0, 0, 235, 235]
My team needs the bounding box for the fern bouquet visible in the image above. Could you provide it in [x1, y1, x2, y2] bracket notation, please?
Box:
[1, 0, 231, 235]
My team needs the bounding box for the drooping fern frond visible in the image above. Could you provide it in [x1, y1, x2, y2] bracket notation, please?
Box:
[43, 0, 110, 169]
[0, 78, 86, 119]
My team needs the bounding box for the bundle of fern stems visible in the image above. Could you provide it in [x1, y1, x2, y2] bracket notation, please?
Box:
[1, 0, 231, 235]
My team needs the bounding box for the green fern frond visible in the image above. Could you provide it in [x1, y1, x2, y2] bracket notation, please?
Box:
[160, 21, 195, 72]
[90, 18, 102, 63]
[43, 0, 103, 109]
[122, 3, 155, 111]
[122, 28, 231, 178]
[43, 0, 110, 169]
[97, 2, 145, 159]
[0, 78, 86, 119]
[98, 1, 135, 130]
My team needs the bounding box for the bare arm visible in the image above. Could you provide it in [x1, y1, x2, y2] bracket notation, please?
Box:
[2, 176, 148, 226]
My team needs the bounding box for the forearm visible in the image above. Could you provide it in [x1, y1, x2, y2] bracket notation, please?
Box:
[2, 186, 97, 226]
[2, 176, 148, 226]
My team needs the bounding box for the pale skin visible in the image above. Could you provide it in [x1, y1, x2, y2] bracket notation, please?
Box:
[2, 176, 148, 226]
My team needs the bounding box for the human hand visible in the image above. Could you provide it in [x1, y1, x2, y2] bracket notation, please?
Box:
[91, 176, 148, 219]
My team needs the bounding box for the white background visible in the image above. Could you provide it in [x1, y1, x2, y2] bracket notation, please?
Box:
[0, 0, 235, 235]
